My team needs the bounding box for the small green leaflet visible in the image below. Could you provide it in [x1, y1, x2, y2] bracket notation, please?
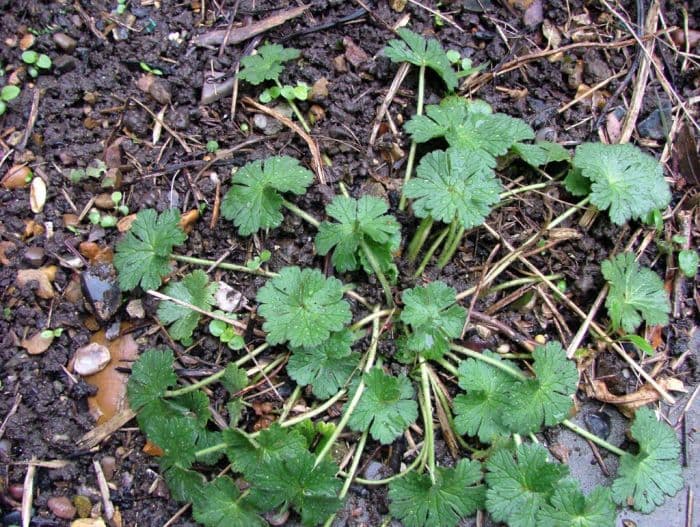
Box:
[537, 480, 616, 527]
[114, 208, 187, 291]
[315, 195, 400, 276]
[405, 147, 502, 229]
[221, 156, 314, 236]
[572, 143, 671, 225]
[485, 443, 569, 527]
[256, 266, 351, 347]
[453, 351, 517, 442]
[678, 249, 699, 278]
[223, 423, 307, 476]
[511, 141, 570, 167]
[127, 348, 177, 409]
[157, 270, 218, 342]
[247, 449, 343, 527]
[220, 363, 248, 395]
[400, 281, 466, 359]
[388, 459, 485, 527]
[383, 27, 459, 91]
[238, 43, 300, 85]
[611, 407, 683, 513]
[503, 341, 579, 434]
[405, 96, 534, 161]
[146, 414, 200, 471]
[601, 252, 670, 333]
[191, 476, 266, 527]
[287, 329, 360, 399]
[164, 466, 206, 503]
[347, 367, 418, 444]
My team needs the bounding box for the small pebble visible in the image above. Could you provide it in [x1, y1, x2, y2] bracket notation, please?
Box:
[126, 299, 145, 319]
[81, 264, 121, 322]
[48, 496, 77, 520]
[534, 334, 546, 344]
[362, 461, 389, 481]
[73, 343, 111, 376]
[148, 78, 171, 105]
[23, 246, 45, 267]
[100, 456, 116, 481]
[73, 495, 92, 518]
[53, 32, 77, 53]
[0, 438, 11, 459]
[8, 483, 23, 500]
[53, 55, 77, 74]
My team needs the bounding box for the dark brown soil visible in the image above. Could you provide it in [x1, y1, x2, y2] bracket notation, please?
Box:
[0, 1, 698, 526]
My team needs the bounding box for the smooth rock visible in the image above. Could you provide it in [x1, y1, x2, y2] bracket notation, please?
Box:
[362, 461, 389, 481]
[638, 107, 671, 140]
[48, 496, 77, 520]
[584, 411, 611, 440]
[126, 299, 145, 319]
[100, 456, 116, 481]
[73, 343, 111, 376]
[53, 55, 77, 74]
[81, 264, 120, 322]
[148, 78, 171, 105]
[23, 246, 46, 267]
[53, 32, 77, 53]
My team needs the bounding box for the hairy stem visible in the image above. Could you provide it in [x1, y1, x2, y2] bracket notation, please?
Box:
[407, 216, 434, 262]
[350, 308, 395, 331]
[281, 198, 321, 228]
[164, 343, 269, 397]
[171, 253, 277, 278]
[413, 225, 450, 277]
[359, 239, 394, 307]
[562, 419, 626, 457]
[499, 181, 551, 200]
[419, 359, 436, 483]
[278, 385, 301, 423]
[399, 64, 426, 211]
[313, 309, 381, 466]
[437, 226, 465, 269]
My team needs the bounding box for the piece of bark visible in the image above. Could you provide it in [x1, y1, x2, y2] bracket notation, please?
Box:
[193, 5, 308, 47]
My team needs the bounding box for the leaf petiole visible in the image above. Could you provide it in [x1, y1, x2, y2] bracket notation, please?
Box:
[413, 224, 449, 277]
[281, 198, 321, 227]
[399, 64, 426, 211]
[359, 239, 394, 306]
[274, 79, 311, 133]
[407, 216, 434, 262]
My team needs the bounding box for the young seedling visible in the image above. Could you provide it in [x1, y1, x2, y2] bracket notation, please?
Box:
[69, 159, 107, 184]
[205, 140, 219, 153]
[238, 43, 311, 132]
[0, 84, 20, 116]
[405, 147, 501, 271]
[221, 156, 315, 236]
[383, 28, 462, 210]
[208, 311, 245, 350]
[564, 142, 671, 225]
[21, 50, 51, 78]
[315, 195, 400, 305]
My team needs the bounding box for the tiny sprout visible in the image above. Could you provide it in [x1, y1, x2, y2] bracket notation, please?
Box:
[40, 328, 63, 339]
[0, 85, 20, 117]
[116, 0, 127, 14]
[111, 191, 123, 204]
[88, 209, 101, 225]
[240, 122, 250, 133]
[446, 49, 461, 64]
[139, 61, 163, 76]
[556, 279, 567, 293]
[206, 140, 220, 153]
[100, 215, 118, 228]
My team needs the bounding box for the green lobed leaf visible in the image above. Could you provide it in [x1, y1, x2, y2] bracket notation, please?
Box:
[157, 270, 218, 342]
[453, 351, 518, 442]
[405, 147, 502, 229]
[164, 466, 206, 503]
[256, 266, 351, 347]
[114, 208, 187, 291]
[247, 449, 343, 526]
[127, 348, 177, 410]
[563, 168, 592, 196]
[239, 43, 300, 85]
[347, 367, 418, 444]
[191, 476, 266, 527]
[601, 252, 670, 333]
[287, 329, 360, 399]
[170, 390, 211, 428]
[611, 407, 683, 513]
[405, 96, 534, 160]
[572, 142, 671, 225]
[502, 341, 579, 434]
[485, 443, 569, 527]
[537, 480, 616, 527]
[146, 414, 200, 471]
[511, 141, 570, 167]
[679, 249, 699, 278]
[388, 459, 485, 527]
[383, 27, 459, 91]
[220, 363, 248, 395]
[400, 281, 466, 360]
[223, 423, 307, 476]
[315, 195, 401, 276]
[221, 156, 314, 236]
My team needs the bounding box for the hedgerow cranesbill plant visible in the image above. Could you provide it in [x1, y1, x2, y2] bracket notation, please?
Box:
[111, 26, 683, 527]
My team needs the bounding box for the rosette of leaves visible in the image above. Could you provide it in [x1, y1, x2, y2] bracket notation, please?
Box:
[315, 195, 400, 281]
[255, 266, 351, 347]
[565, 142, 671, 224]
[406, 148, 501, 229]
[399, 280, 466, 360]
[221, 156, 314, 236]
[405, 97, 535, 164]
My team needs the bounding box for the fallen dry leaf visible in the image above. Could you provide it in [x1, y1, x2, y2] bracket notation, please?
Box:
[30, 176, 47, 213]
[1, 164, 32, 189]
[79, 242, 113, 264]
[179, 209, 199, 232]
[587, 378, 686, 417]
[21, 332, 54, 355]
[389, 0, 407, 12]
[16, 266, 57, 299]
[142, 440, 164, 457]
[117, 214, 137, 233]
[85, 328, 139, 425]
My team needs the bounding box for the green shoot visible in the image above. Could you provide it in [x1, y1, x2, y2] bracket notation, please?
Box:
[0, 84, 20, 116]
